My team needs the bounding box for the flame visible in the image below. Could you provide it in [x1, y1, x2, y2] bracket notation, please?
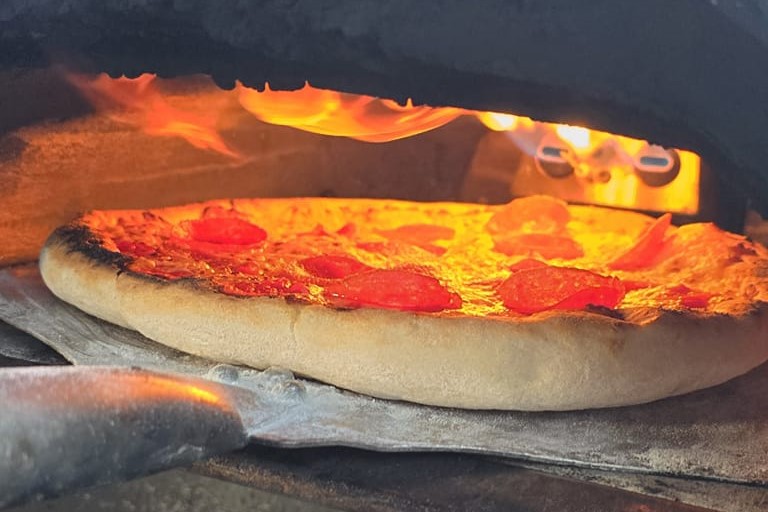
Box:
[476, 112, 519, 131]
[68, 73, 240, 158]
[67, 74, 699, 213]
[555, 124, 591, 150]
[475, 112, 699, 214]
[237, 82, 463, 142]
[234, 80, 699, 212]
[476, 111, 670, 168]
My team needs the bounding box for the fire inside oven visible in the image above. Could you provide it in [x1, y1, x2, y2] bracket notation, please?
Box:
[68, 72, 704, 208]
[0, 69, 743, 266]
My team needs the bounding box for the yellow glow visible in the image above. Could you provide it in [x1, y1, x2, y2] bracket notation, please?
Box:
[555, 124, 591, 150]
[586, 150, 700, 214]
[68, 74, 702, 215]
[477, 112, 519, 131]
[141, 375, 223, 405]
[237, 82, 464, 142]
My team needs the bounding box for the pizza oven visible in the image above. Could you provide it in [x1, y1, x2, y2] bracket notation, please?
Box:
[1, 1, 768, 511]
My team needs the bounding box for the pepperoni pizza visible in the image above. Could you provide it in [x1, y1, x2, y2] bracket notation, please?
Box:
[39, 196, 768, 410]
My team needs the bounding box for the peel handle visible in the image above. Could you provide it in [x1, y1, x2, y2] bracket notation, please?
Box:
[0, 366, 248, 508]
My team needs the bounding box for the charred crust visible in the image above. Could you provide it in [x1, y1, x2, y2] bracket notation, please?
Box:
[54, 224, 129, 270]
[326, 305, 358, 312]
[131, 271, 205, 288]
[583, 305, 625, 320]
[52, 224, 216, 292]
[284, 295, 314, 305]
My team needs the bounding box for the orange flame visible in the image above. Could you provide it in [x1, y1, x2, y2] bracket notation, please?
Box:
[237, 82, 464, 142]
[476, 112, 520, 132]
[555, 124, 591, 150]
[476, 110, 676, 164]
[68, 74, 698, 214]
[68, 73, 240, 158]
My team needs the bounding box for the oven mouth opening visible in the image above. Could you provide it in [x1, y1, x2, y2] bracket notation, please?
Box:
[70, 72, 703, 216]
[0, 66, 757, 264]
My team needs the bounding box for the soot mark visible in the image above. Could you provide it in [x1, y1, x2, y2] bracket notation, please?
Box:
[0, 135, 26, 196]
[58, 225, 129, 269]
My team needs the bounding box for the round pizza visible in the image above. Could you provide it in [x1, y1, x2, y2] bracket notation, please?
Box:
[39, 196, 768, 410]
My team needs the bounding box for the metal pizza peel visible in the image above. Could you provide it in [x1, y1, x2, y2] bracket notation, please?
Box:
[1, 264, 768, 507]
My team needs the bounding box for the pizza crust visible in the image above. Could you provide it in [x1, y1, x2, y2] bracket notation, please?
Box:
[39, 240, 129, 329]
[40, 232, 768, 411]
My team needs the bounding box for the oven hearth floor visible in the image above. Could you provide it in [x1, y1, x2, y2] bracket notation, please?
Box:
[4, 469, 337, 512]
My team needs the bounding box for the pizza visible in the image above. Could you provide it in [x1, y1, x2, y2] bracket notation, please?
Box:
[39, 195, 768, 410]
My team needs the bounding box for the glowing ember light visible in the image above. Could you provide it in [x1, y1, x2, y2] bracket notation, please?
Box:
[237, 82, 464, 142]
[481, 117, 700, 214]
[67, 74, 700, 214]
[67, 73, 240, 158]
[555, 124, 591, 150]
[477, 112, 519, 131]
[238, 83, 341, 125]
[139, 375, 223, 405]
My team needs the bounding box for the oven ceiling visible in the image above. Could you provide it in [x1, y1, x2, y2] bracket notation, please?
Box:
[2, 0, 768, 214]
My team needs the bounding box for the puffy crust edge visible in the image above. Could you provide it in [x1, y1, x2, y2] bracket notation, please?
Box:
[39, 229, 768, 411]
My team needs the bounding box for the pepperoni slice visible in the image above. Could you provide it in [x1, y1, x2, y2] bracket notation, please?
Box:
[666, 284, 713, 309]
[323, 269, 462, 312]
[356, 241, 389, 253]
[622, 280, 653, 292]
[186, 217, 267, 245]
[493, 233, 584, 260]
[509, 258, 548, 272]
[357, 240, 446, 257]
[301, 255, 372, 279]
[176, 238, 255, 258]
[609, 213, 673, 270]
[681, 294, 712, 309]
[413, 244, 447, 256]
[337, 222, 357, 237]
[375, 224, 454, 256]
[486, 195, 570, 234]
[377, 224, 455, 243]
[667, 284, 692, 295]
[498, 266, 625, 314]
[116, 240, 156, 257]
[233, 262, 262, 275]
